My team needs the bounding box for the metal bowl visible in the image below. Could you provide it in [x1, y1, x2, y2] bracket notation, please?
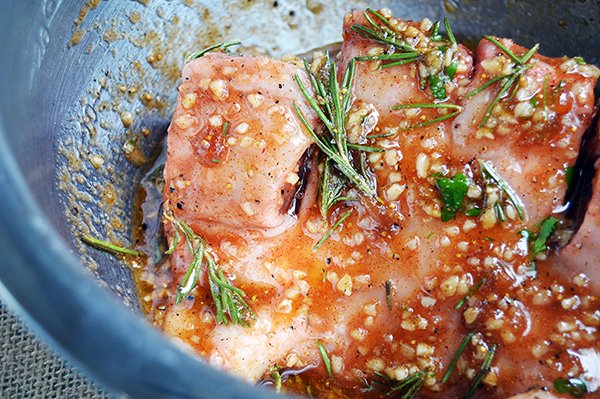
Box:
[0, 0, 598, 398]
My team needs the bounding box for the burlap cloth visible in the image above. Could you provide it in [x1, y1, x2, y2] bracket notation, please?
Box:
[0, 300, 118, 399]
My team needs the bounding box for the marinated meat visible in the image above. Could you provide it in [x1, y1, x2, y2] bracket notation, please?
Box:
[155, 9, 600, 399]
[452, 37, 598, 222]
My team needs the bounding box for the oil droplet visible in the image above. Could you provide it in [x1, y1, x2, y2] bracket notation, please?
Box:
[443, 0, 459, 14]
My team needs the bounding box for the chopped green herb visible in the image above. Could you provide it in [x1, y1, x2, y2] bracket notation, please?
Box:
[464, 207, 483, 217]
[316, 340, 333, 379]
[574, 56, 586, 65]
[434, 173, 481, 222]
[385, 281, 392, 310]
[314, 209, 353, 250]
[532, 216, 560, 254]
[437, 173, 470, 221]
[455, 278, 485, 309]
[81, 235, 144, 256]
[446, 59, 458, 79]
[428, 74, 448, 99]
[554, 377, 587, 398]
[529, 96, 538, 108]
[484, 237, 495, 241]
[462, 343, 498, 399]
[210, 159, 222, 164]
[442, 331, 475, 384]
[427, 232, 434, 239]
[164, 209, 255, 326]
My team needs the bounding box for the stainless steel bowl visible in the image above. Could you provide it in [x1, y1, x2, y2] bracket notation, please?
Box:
[0, 0, 598, 398]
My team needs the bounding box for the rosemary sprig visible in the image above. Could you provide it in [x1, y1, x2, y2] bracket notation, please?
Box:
[467, 37, 539, 128]
[392, 103, 463, 130]
[478, 160, 524, 220]
[163, 209, 255, 326]
[184, 41, 241, 64]
[462, 343, 498, 399]
[294, 55, 378, 200]
[373, 367, 431, 397]
[352, 10, 460, 99]
[442, 330, 476, 384]
[351, 9, 416, 51]
[81, 235, 144, 256]
[314, 209, 353, 250]
[316, 340, 333, 379]
[455, 278, 485, 310]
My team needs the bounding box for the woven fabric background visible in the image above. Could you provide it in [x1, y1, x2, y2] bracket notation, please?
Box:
[0, 300, 118, 399]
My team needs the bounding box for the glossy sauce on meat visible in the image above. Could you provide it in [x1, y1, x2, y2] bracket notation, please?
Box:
[143, 9, 600, 399]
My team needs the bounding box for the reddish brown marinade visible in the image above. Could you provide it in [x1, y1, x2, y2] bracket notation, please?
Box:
[145, 8, 600, 399]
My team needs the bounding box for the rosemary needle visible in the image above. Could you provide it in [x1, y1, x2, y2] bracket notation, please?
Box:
[385, 280, 392, 310]
[462, 344, 498, 399]
[442, 331, 476, 384]
[444, 17, 456, 44]
[81, 235, 144, 256]
[316, 340, 333, 379]
[392, 103, 463, 130]
[455, 278, 486, 310]
[314, 209, 353, 250]
[184, 41, 241, 64]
